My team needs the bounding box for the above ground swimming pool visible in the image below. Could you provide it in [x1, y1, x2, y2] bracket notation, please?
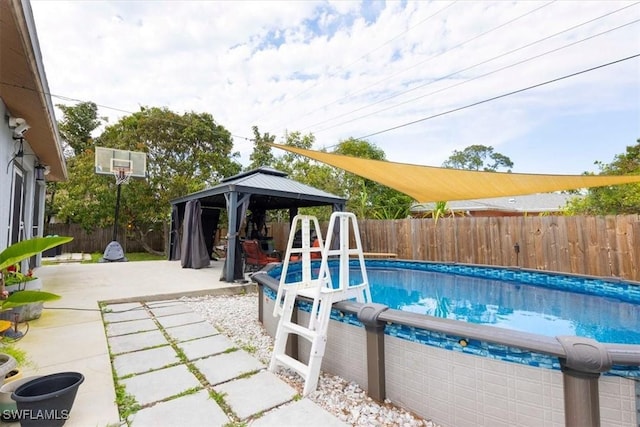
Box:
[257, 259, 640, 426]
[273, 259, 640, 345]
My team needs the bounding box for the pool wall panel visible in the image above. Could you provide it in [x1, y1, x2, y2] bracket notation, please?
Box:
[259, 285, 637, 426]
[297, 310, 368, 391]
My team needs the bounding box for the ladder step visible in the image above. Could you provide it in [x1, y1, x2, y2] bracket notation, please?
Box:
[326, 248, 361, 256]
[297, 284, 367, 300]
[281, 321, 320, 341]
[274, 353, 310, 379]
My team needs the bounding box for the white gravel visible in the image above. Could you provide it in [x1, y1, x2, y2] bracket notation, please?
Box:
[184, 293, 439, 427]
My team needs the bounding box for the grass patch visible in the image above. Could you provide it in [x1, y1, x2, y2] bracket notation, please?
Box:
[43, 252, 165, 264]
[81, 252, 166, 263]
[0, 343, 34, 369]
[126, 252, 167, 262]
[240, 344, 256, 354]
[209, 389, 238, 417]
[114, 379, 141, 421]
[169, 386, 201, 399]
[236, 370, 259, 380]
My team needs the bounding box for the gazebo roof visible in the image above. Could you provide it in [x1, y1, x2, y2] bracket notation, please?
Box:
[171, 167, 346, 210]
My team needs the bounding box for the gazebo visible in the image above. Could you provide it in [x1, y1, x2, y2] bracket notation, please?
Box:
[169, 167, 346, 282]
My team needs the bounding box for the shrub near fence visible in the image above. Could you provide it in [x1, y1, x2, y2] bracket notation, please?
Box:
[270, 214, 640, 282]
[45, 224, 165, 254]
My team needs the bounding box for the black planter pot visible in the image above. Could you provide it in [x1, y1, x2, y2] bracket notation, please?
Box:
[11, 372, 84, 427]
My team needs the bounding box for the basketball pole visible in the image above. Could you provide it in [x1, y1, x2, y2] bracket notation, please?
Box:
[100, 169, 128, 262]
[113, 180, 122, 242]
[95, 147, 145, 263]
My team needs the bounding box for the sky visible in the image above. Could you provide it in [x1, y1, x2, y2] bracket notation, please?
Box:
[29, 0, 640, 175]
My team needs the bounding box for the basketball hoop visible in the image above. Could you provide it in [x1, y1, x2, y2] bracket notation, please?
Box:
[113, 167, 132, 185]
[94, 146, 147, 261]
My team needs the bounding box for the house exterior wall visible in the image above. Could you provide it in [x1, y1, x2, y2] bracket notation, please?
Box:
[1, 0, 62, 264]
[1, 99, 45, 255]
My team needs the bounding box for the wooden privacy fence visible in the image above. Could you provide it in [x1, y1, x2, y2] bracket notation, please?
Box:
[45, 224, 164, 254]
[270, 214, 640, 282]
[47, 215, 640, 281]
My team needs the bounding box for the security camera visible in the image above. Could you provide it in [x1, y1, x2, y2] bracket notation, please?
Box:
[9, 117, 30, 137]
[13, 122, 30, 137]
[8, 117, 26, 128]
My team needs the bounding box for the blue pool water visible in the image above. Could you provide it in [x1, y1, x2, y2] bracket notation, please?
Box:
[275, 260, 640, 345]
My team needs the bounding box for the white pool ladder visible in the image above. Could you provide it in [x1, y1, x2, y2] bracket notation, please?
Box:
[269, 212, 371, 396]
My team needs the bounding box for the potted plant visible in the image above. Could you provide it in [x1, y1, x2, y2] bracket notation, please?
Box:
[0, 343, 38, 420]
[0, 236, 72, 324]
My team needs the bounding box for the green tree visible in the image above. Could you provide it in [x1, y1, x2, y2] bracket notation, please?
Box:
[46, 102, 104, 226]
[442, 144, 513, 172]
[566, 139, 640, 215]
[53, 106, 241, 253]
[56, 101, 104, 156]
[269, 131, 336, 220]
[332, 138, 412, 219]
[247, 126, 276, 170]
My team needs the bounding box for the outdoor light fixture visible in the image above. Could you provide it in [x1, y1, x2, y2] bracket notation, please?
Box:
[35, 164, 47, 181]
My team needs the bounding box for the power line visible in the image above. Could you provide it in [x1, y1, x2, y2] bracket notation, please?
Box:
[303, 2, 637, 132]
[289, 0, 558, 132]
[251, 0, 459, 126]
[314, 18, 640, 135]
[355, 53, 640, 140]
[0, 80, 254, 142]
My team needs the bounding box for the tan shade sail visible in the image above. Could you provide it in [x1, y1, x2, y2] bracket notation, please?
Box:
[270, 143, 640, 203]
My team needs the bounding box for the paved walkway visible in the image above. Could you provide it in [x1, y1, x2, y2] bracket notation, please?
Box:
[105, 299, 346, 426]
[7, 260, 348, 426]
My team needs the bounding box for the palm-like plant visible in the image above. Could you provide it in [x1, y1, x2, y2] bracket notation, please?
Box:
[0, 236, 72, 309]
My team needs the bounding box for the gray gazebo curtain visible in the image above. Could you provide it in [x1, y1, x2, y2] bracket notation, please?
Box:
[220, 193, 250, 281]
[180, 200, 210, 269]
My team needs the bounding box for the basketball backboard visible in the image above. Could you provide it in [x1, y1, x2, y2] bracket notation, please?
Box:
[95, 147, 147, 178]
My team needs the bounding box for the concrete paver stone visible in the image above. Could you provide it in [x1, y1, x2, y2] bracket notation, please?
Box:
[145, 299, 184, 307]
[121, 364, 201, 407]
[194, 350, 265, 385]
[148, 303, 192, 317]
[113, 346, 180, 378]
[103, 305, 150, 323]
[129, 390, 229, 427]
[214, 371, 297, 420]
[155, 312, 205, 328]
[104, 302, 143, 312]
[108, 329, 168, 355]
[106, 318, 158, 337]
[251, 399, 350, 427]
[165, 321, 220, 342]
[178, 334, 235, 361]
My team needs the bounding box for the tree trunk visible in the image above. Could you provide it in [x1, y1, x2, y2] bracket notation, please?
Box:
[134, 228, 164, 256]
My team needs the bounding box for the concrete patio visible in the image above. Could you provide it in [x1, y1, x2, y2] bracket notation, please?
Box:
[3, 259, 345, 426]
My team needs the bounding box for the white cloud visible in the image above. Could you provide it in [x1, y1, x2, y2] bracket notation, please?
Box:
[30, 0, 640, 175]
